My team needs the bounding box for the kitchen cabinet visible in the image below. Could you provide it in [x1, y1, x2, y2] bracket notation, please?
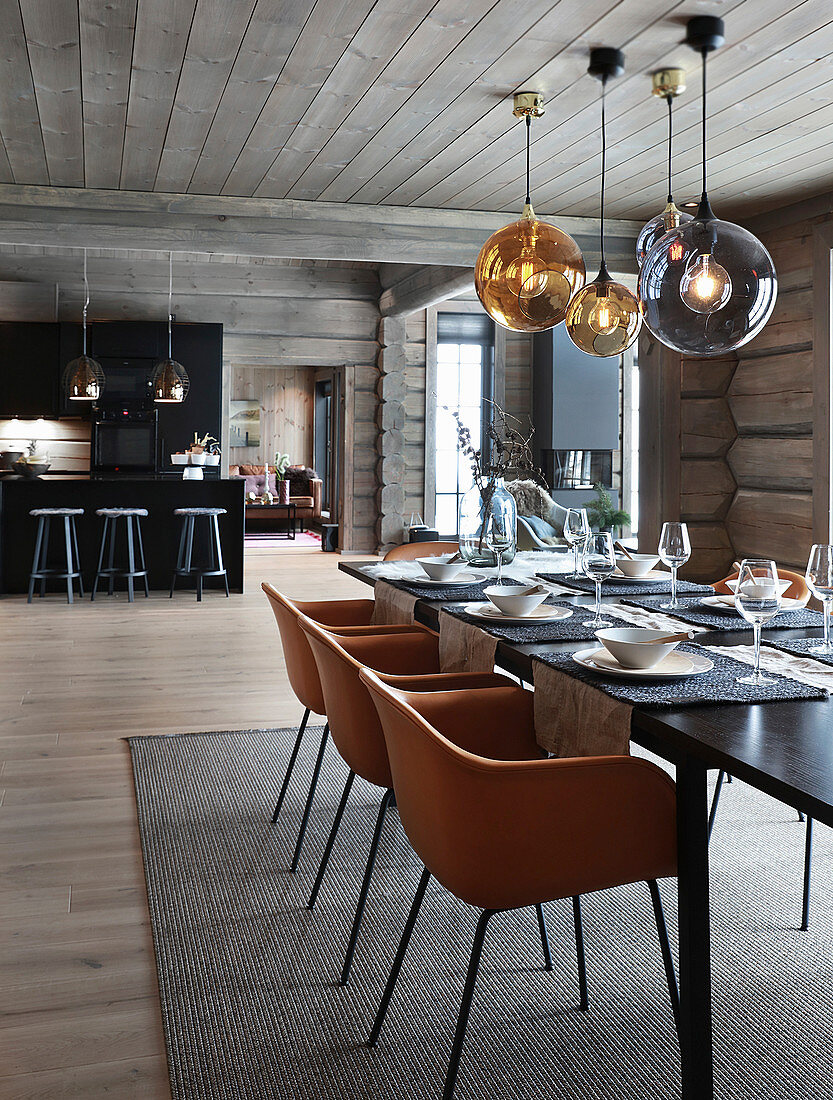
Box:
[0, 323, 61, 417]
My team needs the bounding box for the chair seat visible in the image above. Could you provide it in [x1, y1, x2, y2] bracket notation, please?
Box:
[174, 507, 227, 516]
[96, 507, 149, 517]
[290, 495, 314, 508]
[30, 508, 84, 517]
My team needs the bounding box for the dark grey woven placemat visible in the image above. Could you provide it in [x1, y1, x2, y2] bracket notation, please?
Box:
[533, 644, 828, 707]
[441, 600, 633, 643]
[765, 636, 833, 666]
[380, 573, 525, 601]
[127, 726, 833, 1100]
[622, 596, 824, 633]
[538, 573, 714, 597]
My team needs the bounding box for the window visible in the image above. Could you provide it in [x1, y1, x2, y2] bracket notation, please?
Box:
[433, 313, 494, 536]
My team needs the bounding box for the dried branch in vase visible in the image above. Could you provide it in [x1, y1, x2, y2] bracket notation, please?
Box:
[444, 399, 546, 503]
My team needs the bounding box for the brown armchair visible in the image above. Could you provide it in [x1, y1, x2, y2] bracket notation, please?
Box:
[230, 464, 323, 522]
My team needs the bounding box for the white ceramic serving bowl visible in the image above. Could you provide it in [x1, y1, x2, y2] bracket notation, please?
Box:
[595, 627, 683, 670]
[203, 453, 221, 466]
[417, 555, 467, 581]
[615, 553, 660, 577]
[188, 452, 206, 465]
[171, 453, 189, 465]
[725, 577, 790, 596]
[484, 584, 550, 618]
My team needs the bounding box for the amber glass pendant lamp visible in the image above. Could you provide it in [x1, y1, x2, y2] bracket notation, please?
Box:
[152, 252, 190, 404]
[635, 69, 693, 265]
[62, 247, 105, 402]
[566, 48, 642, 357]
[474, 92, 585, 332]
[638, 17, 777, 356]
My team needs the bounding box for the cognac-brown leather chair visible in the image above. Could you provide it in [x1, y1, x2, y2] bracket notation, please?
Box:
[712, 566, 810, 604]
[383, 541, 459, 561]
[360, 669, 680, 1100]
[299, 616, 544, 986]
[261, 583, 423, 871]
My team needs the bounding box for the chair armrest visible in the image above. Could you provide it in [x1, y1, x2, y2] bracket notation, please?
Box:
[330, 624, 436, 637]
[335, 629, 441, 675]
[293, 597, 376, 626]
[379, 671, 517, 693]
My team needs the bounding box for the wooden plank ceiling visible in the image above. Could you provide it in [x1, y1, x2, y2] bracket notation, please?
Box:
[0, 0, 831, 221]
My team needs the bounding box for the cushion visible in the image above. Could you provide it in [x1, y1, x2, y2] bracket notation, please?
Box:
[242, 473, 276, 496]
[523, 514, 558, 540]
[546, 501, 570, 535]
[287, 464, 318, 492]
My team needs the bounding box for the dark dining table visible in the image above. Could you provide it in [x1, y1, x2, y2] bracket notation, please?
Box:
[339, 559, 833, 1100]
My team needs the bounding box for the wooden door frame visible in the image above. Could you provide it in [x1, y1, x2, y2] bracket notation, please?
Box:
[813, 222, 833, 543]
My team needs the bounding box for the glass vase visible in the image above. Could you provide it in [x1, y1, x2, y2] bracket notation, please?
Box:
[458, 478, 517, 567]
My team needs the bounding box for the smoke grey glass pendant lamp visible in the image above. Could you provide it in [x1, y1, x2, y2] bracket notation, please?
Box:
[566, 48, 642, 358]
[635, 69, 693, 265]
[152, 252, 190, 403]
[638, 17, 777, 356]
[62, 248, 105, 402]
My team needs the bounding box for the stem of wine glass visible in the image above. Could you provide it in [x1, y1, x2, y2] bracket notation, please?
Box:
[595, 578, 602, 619]
[670, 564, 678, 607]
[496, 548, 502, 584]
[753, 621, 762, 678]
[825, 600, 831, 648]
[573, 542, 578, 576]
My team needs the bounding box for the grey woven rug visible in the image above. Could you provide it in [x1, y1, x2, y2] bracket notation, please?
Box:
[129, 727, 833, 1100]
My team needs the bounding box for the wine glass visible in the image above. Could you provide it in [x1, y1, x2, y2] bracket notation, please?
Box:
[805, 544, 833, 654]
[734, 559, 782, 684]
[658, 521, 691, 609]
[582, 532, 616, 628]
[564, 508, 591, 578]
[486, 511, 513, 585]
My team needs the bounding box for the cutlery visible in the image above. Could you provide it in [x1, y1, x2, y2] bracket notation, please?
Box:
[647, 630, 697, 644]
[615, 541, 635, 559]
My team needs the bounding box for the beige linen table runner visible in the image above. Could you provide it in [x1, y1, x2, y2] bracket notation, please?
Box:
[370, 580, 417, 625]
[438, 611, 498, 673]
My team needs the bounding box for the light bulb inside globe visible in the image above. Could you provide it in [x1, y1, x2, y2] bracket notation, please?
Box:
[679, 252, 732, 314]
[513, 241, 548, 301]
[588, 297, 621, 335]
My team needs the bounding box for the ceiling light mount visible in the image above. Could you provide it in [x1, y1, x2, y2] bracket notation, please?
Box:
[651, 68, 686, 98]
[512, 91, 544, 119]
[588, 48, 625, 82]
[685, 15, 725, 54]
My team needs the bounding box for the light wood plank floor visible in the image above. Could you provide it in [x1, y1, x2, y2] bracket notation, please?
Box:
[0, 547, 372, 1099]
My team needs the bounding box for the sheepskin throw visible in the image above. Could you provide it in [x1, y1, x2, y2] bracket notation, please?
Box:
[505, 479, 557, 520]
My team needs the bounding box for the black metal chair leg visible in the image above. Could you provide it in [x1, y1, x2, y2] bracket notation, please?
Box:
[307, 770, 356, 910]
[272, 708, 311, 823]
[800, 816, 814, 931]
[289, 723, 329, 873]
[135, 517, 149, 597]
[212, 514, 229, 597]
[442, 908, 497, 1100]
[340, 788, 395, 986]
[648, 879, 681, 1042]
[91, 516, 107, 601]
[63, 517, 74, 604]
[368, 866, 431, 1047]
[707, 770, 725, 841]
[126, 516, 136, 603]
[572, 895, 589, 1011]
[171, 516, 187, 596]
[28, 517, 45, 603]
[71, 517, 84, 596]
[107, 516, 116, 595]
[39, 518, 50, 597]
[535, 903, 553, 971]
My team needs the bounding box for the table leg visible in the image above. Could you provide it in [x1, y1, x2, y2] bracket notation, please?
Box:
[676, 756, 714, 1100]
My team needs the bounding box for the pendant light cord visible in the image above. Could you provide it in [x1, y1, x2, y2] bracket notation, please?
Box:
[701, 47, 708, 199]
[168, 251, 173, 357]
[599, 75, 607, 269]
[82, 247, 88, 355]
[666, 93, 674, 203]
[525, 113, 531, 205]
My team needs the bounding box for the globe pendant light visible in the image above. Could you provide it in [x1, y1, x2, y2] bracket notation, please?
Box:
[62, 248, 105, 402]
[152, 252, 190, 404]
[638, 17, 777, 357]
[635, 69, 693, 265]
[474, 92, 585, 332]
[566, 49, 642, 358]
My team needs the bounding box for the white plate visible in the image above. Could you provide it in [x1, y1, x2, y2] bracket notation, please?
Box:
[407, 571, 486, 587]
[700, 595, 807, 614]
[464, 602, 572, 625]
[572, 646, 714, 680]
[610, 569, 673, 584]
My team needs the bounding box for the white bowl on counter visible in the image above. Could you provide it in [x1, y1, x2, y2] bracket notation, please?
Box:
[183, 466, 204, 480]
[203, 453, 221, 466]
[595, 627, 683, 670]
[171, 454, 189, 465]
[484, 584, 550, 618]
[188, 452, 206, 466]
[615, 554, 660, 577]
[417, 554, 467, 581]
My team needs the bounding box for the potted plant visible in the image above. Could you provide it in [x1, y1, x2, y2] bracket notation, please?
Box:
[274, 452, 291, 504]
[585, 482, 630, 534]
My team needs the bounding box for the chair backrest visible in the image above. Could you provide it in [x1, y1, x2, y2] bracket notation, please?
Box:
[712, 566, 810, 603]
[360, 668, 677, 910]
[261, 584, 375, 714]
[383, 541, 459, 562]
[299, 618, 440, 789]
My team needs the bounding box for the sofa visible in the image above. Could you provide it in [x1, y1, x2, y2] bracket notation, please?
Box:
[230, 464, 323, 524]
[505, 479, 569, 550]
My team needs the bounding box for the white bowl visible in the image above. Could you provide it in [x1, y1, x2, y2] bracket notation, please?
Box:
[484, 584, 550, 618]
[171, 454, 189, 465]
[726, 577, 790, 596]
[417, 555, 467, 581]
[595, 627, 683, 670]
[203, 453, 221, 466]
[615, 554, 660, 577]
[182, 466, 204, 480]
[188, 452, 206, 465]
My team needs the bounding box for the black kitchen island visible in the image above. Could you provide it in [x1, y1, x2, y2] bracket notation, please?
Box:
[0, 477, 245, 595]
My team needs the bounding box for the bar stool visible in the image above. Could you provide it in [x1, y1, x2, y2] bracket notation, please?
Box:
[170, 507, 229, 601]
[27, 508, 85, 604]
[91, 508, 150, 603]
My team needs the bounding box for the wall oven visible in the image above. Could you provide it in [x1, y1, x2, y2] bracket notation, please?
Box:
[92, 408, 158, 474]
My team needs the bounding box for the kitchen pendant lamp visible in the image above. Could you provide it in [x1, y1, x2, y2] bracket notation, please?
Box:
[63, 248, 105, 402]
[474, 92, 585, 332]
[635, 69, 693, 265]
[566, 49, 642, 358]
[638, 17, 777, 356]
[152, 252, 190, 404]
